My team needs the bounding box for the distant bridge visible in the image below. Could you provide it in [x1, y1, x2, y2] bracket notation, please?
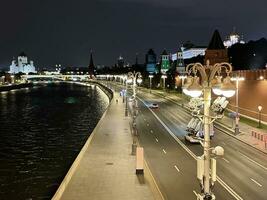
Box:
[22, 74, 91, 81]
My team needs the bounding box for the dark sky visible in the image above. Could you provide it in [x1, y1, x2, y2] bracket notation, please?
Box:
[1, 0, 267, 70]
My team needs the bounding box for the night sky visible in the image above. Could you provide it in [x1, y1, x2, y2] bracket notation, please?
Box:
[1, 0, 267, 70]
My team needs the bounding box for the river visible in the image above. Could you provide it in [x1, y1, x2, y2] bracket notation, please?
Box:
[0, 82, 109, 200]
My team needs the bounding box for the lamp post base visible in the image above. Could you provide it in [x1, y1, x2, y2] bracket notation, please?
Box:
[197, 193, 215, 200]
[234, 127, 239, 135]
[132, 143, 137, 155]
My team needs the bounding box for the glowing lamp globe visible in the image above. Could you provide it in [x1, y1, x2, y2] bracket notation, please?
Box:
[221, 76, 236, 98]
[187, 90, 202, 98]
[212, 88, 223, 96]
[137, 78, 142, 84]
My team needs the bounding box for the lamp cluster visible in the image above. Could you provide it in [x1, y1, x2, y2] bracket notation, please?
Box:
[182, 62, 236, 98]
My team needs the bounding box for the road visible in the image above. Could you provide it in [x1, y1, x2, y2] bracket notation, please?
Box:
[104, 81, 267, 199]
[135, 89, 267, 200]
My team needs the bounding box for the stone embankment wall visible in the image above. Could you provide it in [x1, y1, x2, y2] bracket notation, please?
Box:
[0, 83, 33, 92]
[90, 81, 113, 101]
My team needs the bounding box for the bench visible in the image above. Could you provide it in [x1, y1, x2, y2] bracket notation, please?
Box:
[136, 147, 144, 174]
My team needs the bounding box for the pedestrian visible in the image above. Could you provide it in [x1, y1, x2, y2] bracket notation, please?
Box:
[116, 99, 118, 104]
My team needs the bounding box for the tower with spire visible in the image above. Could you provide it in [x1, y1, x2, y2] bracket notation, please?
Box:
[204, 30, 229, 65]
[88, 50, 95, 77]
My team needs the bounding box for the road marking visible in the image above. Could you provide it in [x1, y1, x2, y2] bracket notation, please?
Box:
[222, 158, 230, 163]
[239, 151, 267, 171]
[162, 149, 167, 154]
[174, 165, 180, 172]
[150, 130, 153, 133]
[193, 190, 198, 197]
[155, 138, 159, 142]
[137, 97, 243, 200]
[250, 178, 262, 187]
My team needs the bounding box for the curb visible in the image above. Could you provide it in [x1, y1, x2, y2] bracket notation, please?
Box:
[214, 122, 267, 155]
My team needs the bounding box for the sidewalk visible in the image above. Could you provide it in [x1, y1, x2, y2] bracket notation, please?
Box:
[52, 92, 162, 200]
[145, 88, 267, 154]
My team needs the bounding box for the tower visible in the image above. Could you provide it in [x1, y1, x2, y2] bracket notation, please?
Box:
[204, 30, 228, 65]
[117, 55, 124, 68]
[146, 48, 157, 74]
[88, 51, 95, 77]
[160, 50, 170, 74]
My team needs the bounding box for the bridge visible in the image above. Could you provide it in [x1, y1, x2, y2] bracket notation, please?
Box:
[22, 74, 91, 82]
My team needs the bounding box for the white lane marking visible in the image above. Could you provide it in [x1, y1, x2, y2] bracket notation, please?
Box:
[150, 130, 153, 133]
[162, 149, 167, 154]
[250, 178, 262, 187]
[174, 165, 180, 172]
[193, 190, 198, 197]
[223, 158, 230, 163]
[137, 97, 243, 200]
[155, 138, 159, 142]
[239, 151, 267, 171]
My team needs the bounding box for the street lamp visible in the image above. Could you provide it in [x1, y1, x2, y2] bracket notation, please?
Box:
[161, 74, 167, 90]
[231, 76, 245, 134]
[127, 71, 142, 155]
[179, 75, 187, 90]
[258, 105, 263, 128]
[149, 74, 154, 93]
[183, 61, 235, 200]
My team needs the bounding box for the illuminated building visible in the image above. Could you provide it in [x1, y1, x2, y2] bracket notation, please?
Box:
[145, 49, 157, 74]
[181, 46, 206, 59]
[117, 55, 124, 68]
[160, 50, 170, 74]
[9, 52, 37, 74]
[224, 28, 245, 48]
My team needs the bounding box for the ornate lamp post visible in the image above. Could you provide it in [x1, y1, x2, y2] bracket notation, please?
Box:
[161, 74, 167, 90]
[231, 76, 245, 134]
[183, 61, 235, 200]
[149, 74, 154, 93]
[127, 71, 142, 155]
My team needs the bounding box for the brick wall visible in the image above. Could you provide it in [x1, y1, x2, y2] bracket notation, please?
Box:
[228, 69, 267, 122]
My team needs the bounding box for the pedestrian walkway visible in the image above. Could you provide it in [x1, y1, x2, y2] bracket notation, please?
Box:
[52, 92, 162, 200]
[145, 88, 267, 154]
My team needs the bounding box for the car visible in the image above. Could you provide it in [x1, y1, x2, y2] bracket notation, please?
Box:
[149, 103, 159, 109]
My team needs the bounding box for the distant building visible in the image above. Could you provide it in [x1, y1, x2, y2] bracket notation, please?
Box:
[182, 46, 206, 59]
[171, 48, 185, 73]
[224, 28, 245, 48]
[117, 55, 124, 68]
[88, 51, 96, 76]
[9, 52, 37, 74]
[145, 49, 157, 74]
[160, 50, 170, 74]
[204, 30, 229, 65]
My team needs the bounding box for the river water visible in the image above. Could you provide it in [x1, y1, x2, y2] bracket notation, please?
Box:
[0, 82, 109, 200]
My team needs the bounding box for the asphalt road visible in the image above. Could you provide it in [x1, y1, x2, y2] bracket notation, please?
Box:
[136, 89, 267, 200]
[104, 81, 267, 200]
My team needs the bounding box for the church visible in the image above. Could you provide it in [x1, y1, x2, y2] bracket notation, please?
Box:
[9, 52, 37, 74]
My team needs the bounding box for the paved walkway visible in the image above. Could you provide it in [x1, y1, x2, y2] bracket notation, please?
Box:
[147, 88, 267, 154]
[52, 92, 162, 200]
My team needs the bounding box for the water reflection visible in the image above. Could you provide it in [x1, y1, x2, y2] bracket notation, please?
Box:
[0, 83, 109, 199]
